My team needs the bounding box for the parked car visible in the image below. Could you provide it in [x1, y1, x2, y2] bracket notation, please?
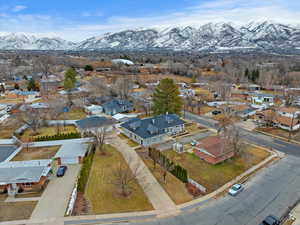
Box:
[56, 165, 67, 177]
[191, 140, 198, 146]
[228, 184, 244, 196]
[212, 110, 222, 115]
[259, 215, 280, 225]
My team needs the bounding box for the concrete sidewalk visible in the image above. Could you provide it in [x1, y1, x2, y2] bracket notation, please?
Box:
[108, 134, 177, 212]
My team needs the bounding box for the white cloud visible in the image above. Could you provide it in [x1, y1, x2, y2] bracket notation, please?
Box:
[0, 0, 300, 41]
[12, 5, 27, 12]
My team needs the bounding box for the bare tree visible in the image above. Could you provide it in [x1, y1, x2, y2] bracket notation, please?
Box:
[113, 78, 134, 100]
[87, 77, 111, 97]
[111, 161, 143, 197]
[223, 126, 243, 156]
[92, 127, 108, 155]
[33, 55, 54, 78]
[16, 109, 43, 135]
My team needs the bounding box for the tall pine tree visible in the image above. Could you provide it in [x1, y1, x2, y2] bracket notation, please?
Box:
[152, 78, 183, 115]
[64, 68, 77, 91]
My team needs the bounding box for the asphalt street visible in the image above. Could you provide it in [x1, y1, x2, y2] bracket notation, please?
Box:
[128, 155, 300, 225]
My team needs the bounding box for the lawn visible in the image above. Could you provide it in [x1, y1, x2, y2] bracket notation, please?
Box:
[0, 199, 37, 222]
[163, 145, 270, 193]
[57, 107, 87, 120]
[0, 117, 21, 139]
[20, 125, 77, 141]
[185, 122, 207, 134]
[12, 146, 61, 161]
[118, 133, 140, 147]
[141, 154, 193, 204]
[256, 127, 300, 142]
[84, 145, 153, 214]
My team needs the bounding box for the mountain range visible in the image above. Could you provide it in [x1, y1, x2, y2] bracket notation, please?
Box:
[1, 21, 300, 52]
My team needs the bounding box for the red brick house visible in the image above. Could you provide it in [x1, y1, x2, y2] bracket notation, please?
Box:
[0, 160, 51, 195]
[193, 136, 234, 164]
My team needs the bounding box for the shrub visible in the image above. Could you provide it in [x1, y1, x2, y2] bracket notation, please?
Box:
[186, 183, 202, 197]
[148, 147, 188, 183]
[34, 132, 81, 141]
[77, 144, 96, 192]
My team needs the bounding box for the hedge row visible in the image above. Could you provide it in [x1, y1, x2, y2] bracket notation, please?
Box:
[34, 132, 81, 141]
[77, 144, 96, 192]
[148, 148, 188, 183]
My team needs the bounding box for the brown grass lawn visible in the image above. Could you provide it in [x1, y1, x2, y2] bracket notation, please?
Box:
[57, 107, 87, 120]
[256, 127, 300, 142]
[12, 146, 61, 161]
[20, 125, 77, 141]
[185, 123, 207, 134]
[84, 145, 153, 214]
[163, 145, 270, 193]
[118, 133, 140, 147]
[0, 200, 37, 222]
[0, 117, 21, 139]
[142, 156, 193, 204]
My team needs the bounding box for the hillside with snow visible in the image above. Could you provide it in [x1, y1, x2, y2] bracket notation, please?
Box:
[1, 22, 300, 52]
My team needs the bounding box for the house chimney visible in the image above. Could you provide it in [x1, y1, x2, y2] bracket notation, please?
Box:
[166, 112, 169, 115]
[152, 119, 155, 124]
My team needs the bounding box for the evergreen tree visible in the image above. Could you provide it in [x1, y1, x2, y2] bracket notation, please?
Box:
[244, 68, 249, 79]
[27, 78, 37, 91]
[152, 78, 183, 115]
[84, 64, 94, 71]
[14, 83, 20, 90]
[0, 84, 5, 93]
[64, 68, 77, 91]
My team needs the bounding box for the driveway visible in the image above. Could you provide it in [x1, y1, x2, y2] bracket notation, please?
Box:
[30, 164, 80, 219]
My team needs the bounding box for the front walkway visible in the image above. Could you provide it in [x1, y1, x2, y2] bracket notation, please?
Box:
[30, 165, 80, 219]
[107, 134, 177, 212]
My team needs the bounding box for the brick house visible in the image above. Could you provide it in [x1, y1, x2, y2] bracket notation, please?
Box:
[193, 136, 234, 164]
[0, 160, 51, 196]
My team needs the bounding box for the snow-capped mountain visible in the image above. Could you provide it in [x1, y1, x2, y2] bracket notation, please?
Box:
[1, 22, 300, 52]
[76, 22, 300, 52]
[0, 33, 75, 50]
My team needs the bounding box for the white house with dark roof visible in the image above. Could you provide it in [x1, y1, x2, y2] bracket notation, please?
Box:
[121, 114, 185, 146]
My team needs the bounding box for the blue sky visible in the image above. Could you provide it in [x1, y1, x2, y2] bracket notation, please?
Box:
[0, 0, 299, 41]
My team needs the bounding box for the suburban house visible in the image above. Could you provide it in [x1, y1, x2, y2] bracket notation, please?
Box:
[40, 75, 61, 98]
[85, 104, 103, 115]
[257, 108, 300, 131]
[248, 84, 261, 92]
[75, 116, 115, 133]
[0, 160, 51, 196]
[274, 115, 300, 131]
[236, 107, 257, 118]
[121, 114, 185, 146]
[278, 107, 300, 118]
[250, 93, 274, 107]
[193, 136, 234, 164]
[102, 99, 133, 116]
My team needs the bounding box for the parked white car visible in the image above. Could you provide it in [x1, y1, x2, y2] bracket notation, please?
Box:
[228, 184, 244, 196]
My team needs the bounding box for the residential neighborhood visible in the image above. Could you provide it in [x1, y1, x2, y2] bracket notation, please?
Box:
[1, 1, 300, 225]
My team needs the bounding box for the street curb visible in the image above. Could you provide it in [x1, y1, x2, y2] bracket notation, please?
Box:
[255, 129, 300, 146]
[177, 151, 278, 211]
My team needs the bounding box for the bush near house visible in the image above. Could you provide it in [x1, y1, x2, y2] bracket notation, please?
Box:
[34, 132, 81, 141]
[148, 148, 188, 183]
[77, 144, 96, 193]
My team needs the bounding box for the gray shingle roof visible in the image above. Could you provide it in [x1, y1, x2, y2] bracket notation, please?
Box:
[121, 114, 185, 139]
[0, 166, 50, 185]
[75, 116, 115, 130]
[102, 99, 133, 114]
[0, 145, 17, 163]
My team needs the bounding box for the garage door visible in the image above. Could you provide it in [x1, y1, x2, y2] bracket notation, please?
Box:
[61, 157, 79, 164]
